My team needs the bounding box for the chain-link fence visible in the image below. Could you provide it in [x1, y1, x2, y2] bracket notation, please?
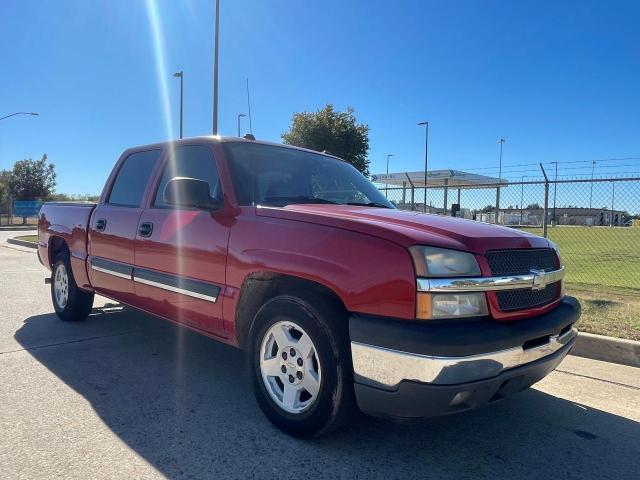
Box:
[379, 177, 640, 294]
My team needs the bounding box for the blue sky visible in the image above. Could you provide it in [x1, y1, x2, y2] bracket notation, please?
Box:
[1, 0, 639, 195]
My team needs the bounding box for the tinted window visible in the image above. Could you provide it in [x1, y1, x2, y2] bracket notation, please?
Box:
[224, 143, 393, 208]
[153, 145, 221, 207]
[108, 150, 161, 207]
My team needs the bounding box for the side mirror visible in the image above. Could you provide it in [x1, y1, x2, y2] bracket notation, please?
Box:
[163, 177, 221, 210]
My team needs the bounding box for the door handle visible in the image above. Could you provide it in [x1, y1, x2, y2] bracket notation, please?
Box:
[95, 218, 107, 232]
[138, 222, 154, 237]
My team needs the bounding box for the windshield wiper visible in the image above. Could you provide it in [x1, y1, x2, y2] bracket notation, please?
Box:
[262, 196, 338, 206]
[346, 201, 392, 209]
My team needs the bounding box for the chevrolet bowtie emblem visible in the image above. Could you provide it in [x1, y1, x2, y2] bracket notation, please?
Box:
[530, 269, 547, 290]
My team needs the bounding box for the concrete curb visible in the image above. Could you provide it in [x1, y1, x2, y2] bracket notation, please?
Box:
[0, 226, 38, 231]
[571, 332, 640, 368]
[6, 238, 38, 249]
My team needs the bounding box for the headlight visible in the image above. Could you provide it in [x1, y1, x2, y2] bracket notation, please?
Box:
[417, 292, 488, 320]
[410, 246, 487, 320]
[409, 246, 481, 277]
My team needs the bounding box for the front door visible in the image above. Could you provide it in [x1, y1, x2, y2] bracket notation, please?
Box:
[88, 149, 162, 306]
[132, 144, 230, 337]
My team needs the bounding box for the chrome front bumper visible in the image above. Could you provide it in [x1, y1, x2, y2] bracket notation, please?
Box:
[352, 326, 577, 389]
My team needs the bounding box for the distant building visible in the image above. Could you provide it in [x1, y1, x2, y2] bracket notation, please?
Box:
[485, 207, 627, 226]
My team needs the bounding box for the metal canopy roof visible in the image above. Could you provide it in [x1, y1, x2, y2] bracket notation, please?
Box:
[371, 170, 505, 188]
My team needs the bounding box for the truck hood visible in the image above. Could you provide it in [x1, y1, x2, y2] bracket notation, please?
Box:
[256, 205, 551, 254]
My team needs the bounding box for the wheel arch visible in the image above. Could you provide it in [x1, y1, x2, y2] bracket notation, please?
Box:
[48, 235, 69, 266]
[234, 272, 348, 349]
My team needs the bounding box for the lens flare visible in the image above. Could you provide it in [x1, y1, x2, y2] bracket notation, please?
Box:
[144, 0, 186, 410]
[144, 0, 174, 142]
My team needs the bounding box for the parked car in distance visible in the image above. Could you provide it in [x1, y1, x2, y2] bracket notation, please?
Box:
[38, 137, 581, 437]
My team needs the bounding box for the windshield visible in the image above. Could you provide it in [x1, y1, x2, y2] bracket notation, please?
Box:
[224, 142, 394, 208]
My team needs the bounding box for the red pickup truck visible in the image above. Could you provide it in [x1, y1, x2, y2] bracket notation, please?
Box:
[38, 137, 580, 437]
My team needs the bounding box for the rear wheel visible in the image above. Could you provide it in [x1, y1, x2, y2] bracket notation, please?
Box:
[247, 293, 354, 438]
[51, 254, 94, 321]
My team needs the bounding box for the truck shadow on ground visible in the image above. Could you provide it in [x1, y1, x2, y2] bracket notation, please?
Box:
[15, 307, 640, 480]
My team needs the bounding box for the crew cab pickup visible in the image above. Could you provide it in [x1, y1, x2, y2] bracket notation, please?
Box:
[38, 137, 580, 437]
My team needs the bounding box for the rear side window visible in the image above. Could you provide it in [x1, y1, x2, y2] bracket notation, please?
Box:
[108, 150, 161, 207]
[153, 145, 221, 208]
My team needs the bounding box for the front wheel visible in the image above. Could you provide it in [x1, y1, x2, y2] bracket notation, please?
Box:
[51, 254, 94, 321]
[247, 294, 354, 438]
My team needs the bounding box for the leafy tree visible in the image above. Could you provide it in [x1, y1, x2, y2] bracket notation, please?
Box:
[480, 204, 495, 212]
[282, 104, 370, 175]
[526, 203, 542, 209]
[9, 154, 56, 200]
[0, 170, 10, 202]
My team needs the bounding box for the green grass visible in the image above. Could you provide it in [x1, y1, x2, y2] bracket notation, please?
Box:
[520, 226, 640, 340]
[15, 235, 38, 243]
[521, 226, 640, 291]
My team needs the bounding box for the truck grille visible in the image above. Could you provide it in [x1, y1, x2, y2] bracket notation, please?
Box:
[497, 283, 560, 311]
[485, 248, 557, 276]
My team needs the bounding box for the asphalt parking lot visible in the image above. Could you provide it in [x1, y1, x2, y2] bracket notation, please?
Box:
[1, 230, 638, 480]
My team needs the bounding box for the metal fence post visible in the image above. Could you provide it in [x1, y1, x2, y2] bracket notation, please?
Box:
[443, 178, 449, 215]
[610, 181, 615, 227]
[495, 185, 501, 224]
[404, 173, 415, 211]
[540, 163, 549, 238]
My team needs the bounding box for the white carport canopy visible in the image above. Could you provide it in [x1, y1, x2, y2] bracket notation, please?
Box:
[371, 170, 505, 188]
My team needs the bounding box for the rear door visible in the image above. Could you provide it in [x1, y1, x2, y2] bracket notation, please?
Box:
[88, 149, 162, 305]
[132, 144, 230, 337]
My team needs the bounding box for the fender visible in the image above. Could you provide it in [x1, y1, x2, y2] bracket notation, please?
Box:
[223, 211, 417, 343]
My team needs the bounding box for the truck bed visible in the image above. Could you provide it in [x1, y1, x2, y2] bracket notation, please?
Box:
[38, 202, 97, 289]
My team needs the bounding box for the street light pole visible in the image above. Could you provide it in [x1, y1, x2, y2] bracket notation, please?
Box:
[418, 121, 429, 212]
[385, 154, 394, 198]
[589, 160, 596, 209]
[496, 138, 506, 224]
[173, 71, 184, 139]
[212, 0, 220, 135]
[0, 112, 39, 122]
[237, 113, 246, 137]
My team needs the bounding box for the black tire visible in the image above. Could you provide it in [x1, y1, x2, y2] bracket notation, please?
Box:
[51, 253, 94, 321]
[247, 292, 355, 438]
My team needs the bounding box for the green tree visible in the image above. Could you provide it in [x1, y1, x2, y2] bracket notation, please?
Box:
[282, 104, 370, 175]
[526, 203, 542, 209]
[9, 154, 56, 200]
[0, 170, 10, 201]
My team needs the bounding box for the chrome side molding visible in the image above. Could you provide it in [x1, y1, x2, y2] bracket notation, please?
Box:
[89, 257, 133, 280]
[89, 256, 220, 303]
[417, 267, 565, 293]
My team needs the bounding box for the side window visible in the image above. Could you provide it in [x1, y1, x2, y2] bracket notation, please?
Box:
[108, 150, 161, 207]
[153, 145, 221, 208]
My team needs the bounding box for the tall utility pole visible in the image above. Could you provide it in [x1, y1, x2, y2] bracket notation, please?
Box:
[589, 160, 596, 209]
[552, 161, 558, 226]
[418, 121, 429, 212]
[495, 138, 506, 224]
[237, 113, 246, 137]
[212, 0, 220, 135]
[173, 71, 184, 139]
[246, 78, 253, 134]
